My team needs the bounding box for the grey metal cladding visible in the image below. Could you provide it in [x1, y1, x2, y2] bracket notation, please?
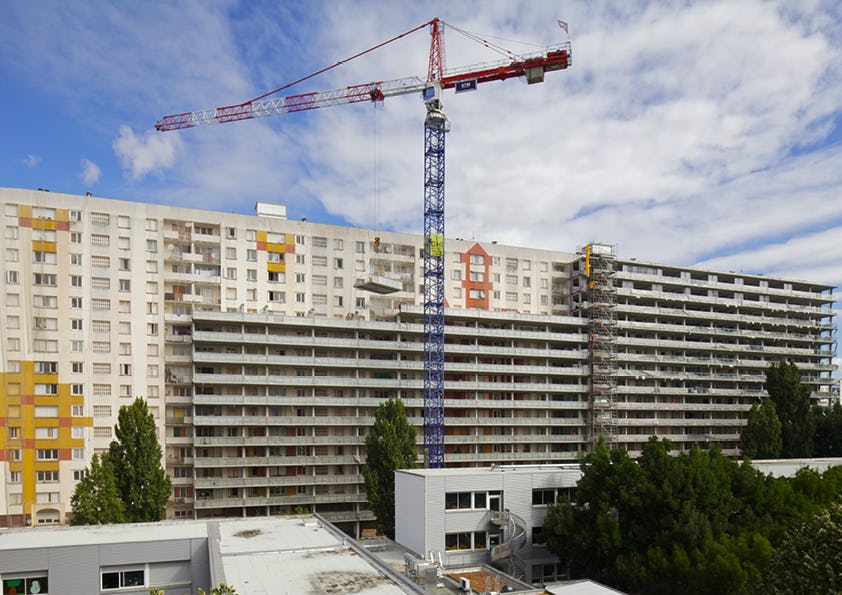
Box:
[100, 539, 191, 565]
[49, 545, 101, 593]
[0, 547, 48, 573]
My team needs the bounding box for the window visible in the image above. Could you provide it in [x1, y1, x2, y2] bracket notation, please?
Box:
[92, 298, 111, 311]
[71, 319, 83, 331]
[70, 231, 82, 243]
[91, 212, 110, 225]
[2, 577, 49, 594]
[72, 448, 84, 459]
[70, 253, 82, 265]
[91, 233, 110, 246]
[120, 363, 132, 376]
[356, 297, 366, 308]
[33, 294, 57, 308]
[8, 427, 19, 439]
[445, 532, 472, 551]
[34, 273, 57, 286]
[9, 471, 21, 483]
[72, 362, 84, 373]
[226, 247, 237, 259]
[247, 249, 257, 262]
[296, 273, 305, 283]
[268, 271, 283, 282]
[5, 226, 18, 239]
[71, 340, 84, 352]
[296, 254, 305, 265]
[523, 276, 531, 287]
[119, 257, 130, 270]
[269, 291, 286, 303]
[70, 275, 82, 287]
[147, 239, 158, 252]
[295, 292, 305, 303]
[451, 270, 462, 280]
[267, 251, 282, 263]
[119, 279, 131, 291]
[71, 384, 83, 395]
[33, 251, 57, 264]
[247, 269, 257, 281]
[36, 449, 59, 460]
[225, 267, 236, 280]
[334, 258, 343, 269]
[72, 405, 84, 417]
[356, 241, 365, 253]
[34, 427, 58, 439]
[226, 226, 236, 239]
[101, 569, 145, 590]
[35, 361, 57, 374]
[146, 218, 158, 231]
[334, 277, 344, 289]
[118, 215, 131, 229]
[6, 270, 18, 284]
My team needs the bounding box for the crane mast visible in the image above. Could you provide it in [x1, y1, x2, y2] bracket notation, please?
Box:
[422, 19, 448, 468]
[156, 19, 571, 470]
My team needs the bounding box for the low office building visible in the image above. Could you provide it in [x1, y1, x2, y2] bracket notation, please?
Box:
[395, 465, 582, 586]
[0, 187, 836, 530]
[0, 515, 414, 594]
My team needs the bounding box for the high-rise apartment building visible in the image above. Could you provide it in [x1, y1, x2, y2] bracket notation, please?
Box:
[0, 187, 836, 532]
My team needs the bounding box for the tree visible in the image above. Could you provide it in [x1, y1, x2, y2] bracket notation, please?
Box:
[766, 361, 814, 458]
[740, 400, 782, 459]
[362, 397, 416, 538]
[813, 402, 842, 457]
[108, 397, 172, 522]
[757, 501, 842, 594]
[70, 453, 126, 525]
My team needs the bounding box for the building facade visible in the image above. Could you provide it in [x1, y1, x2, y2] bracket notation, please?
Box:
[0, 187, 837, 531]
[395, 465, 582, 586]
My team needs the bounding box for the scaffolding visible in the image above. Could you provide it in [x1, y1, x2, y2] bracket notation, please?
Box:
[580, 243, 618, 446]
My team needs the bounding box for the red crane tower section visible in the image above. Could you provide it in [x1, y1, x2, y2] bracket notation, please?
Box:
[156, 18, 572, 469]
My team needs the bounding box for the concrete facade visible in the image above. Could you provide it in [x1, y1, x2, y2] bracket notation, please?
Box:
[0, 187, 836, 531]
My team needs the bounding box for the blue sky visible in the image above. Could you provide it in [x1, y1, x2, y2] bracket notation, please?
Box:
[1, 1, 841, 302]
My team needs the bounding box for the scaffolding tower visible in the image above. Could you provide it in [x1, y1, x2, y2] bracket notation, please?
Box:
[581, 243, 618, 446]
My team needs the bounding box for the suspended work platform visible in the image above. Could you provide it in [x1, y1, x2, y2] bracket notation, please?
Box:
[353, 274, 402, 295]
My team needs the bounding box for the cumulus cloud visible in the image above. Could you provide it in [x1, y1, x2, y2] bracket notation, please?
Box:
[22, 153, 41, 167]
[80, 158, 101, 185]
[113, 125, 181, 180]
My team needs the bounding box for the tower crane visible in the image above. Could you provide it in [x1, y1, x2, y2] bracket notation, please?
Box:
[156, 18, 571, 469]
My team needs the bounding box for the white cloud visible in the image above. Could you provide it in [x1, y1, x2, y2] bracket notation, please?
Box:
[80, 158, 101, 185]
[22, 153, 41, 167]
[113, 125, 181, 181]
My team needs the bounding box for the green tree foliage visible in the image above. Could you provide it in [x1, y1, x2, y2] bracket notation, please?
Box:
[739, 400, 782, 459]
[108, 397, 172, 522]
[362, 397, 416, 539]
[543, 437, 842, 594]
[766, 360, 814, 458]
[757, 501, 842, 594]
[70, 453, 126, 525]
[813, 402, 842, 456]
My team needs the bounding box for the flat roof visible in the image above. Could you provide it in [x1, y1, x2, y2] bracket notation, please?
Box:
[216, 517, 407, 595]
[397, 464, 582, 478]
[0, 519, 209, 550]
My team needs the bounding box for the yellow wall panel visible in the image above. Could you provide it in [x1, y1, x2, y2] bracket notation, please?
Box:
[32, 240, 57, 253]
[266, 242, 285, 253]
[32, 219, 57, 231]
[267, 262, 286, 273]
